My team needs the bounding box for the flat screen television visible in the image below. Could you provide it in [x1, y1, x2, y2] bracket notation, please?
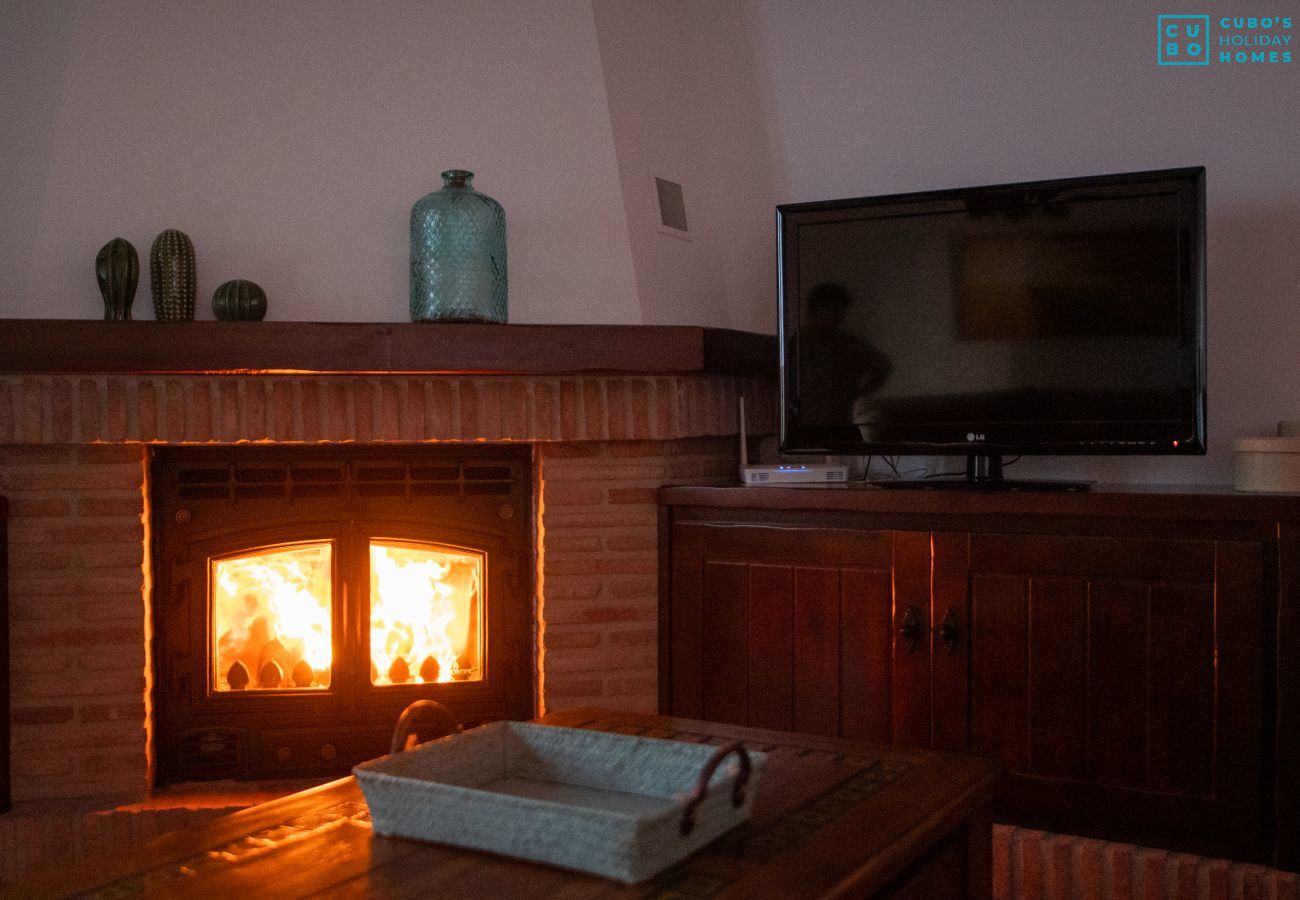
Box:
[777, 166, 1206, 487]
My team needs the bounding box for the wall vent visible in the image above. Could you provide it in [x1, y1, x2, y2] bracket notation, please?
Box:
[653, 176, 689, 233]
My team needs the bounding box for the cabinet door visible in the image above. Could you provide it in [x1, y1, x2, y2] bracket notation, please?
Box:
[666, 523, 930, 743]
[940, 532, 1266, 859]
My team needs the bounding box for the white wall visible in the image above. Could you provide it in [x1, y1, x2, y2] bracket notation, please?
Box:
[0, 0, 639, 323]
[742, 0, 1300, 484]
[591, 0, 777, 330]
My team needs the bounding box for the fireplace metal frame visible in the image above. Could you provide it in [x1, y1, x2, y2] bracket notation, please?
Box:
[150, 445, 534, 783]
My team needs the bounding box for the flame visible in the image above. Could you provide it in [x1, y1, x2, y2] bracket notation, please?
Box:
[369, 541, 481, 685]
[212, 542, 333, 691]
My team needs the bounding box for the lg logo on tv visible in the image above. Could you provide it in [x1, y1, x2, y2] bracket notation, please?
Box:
[1158, 15, 1210, 65]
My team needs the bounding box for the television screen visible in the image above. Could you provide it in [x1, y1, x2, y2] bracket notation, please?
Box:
[778, 167, 1206, 461]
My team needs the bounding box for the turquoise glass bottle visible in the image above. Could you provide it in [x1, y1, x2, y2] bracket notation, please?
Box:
[410, 169, 507, 323]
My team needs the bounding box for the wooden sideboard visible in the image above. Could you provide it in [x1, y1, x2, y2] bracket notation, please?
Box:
[658, 483, 1300, 870]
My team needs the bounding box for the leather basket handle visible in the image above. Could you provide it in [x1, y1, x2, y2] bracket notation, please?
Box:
[679, 742, 752, 836]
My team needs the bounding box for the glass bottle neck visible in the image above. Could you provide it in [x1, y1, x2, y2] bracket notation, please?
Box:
[441, 169, 474, 188]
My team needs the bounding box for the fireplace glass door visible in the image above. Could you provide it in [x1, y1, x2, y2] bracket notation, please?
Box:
[212, 542, 334, 692]
[153, 446, 532, 783]
[369, 541, 482, 687]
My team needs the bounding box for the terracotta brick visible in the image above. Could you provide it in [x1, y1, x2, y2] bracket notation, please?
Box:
[76, 496, 144, 517]
[605, 380, 627, 441]
[23, 624, 142, 648]
[556, 380, 579, 440]
[606, 534, 655, 552]
[1076, 839, 1103, 900]
[542, 576, 603, 601]
[607, 487, 657, 505]
[458, 380, 478, 439]
[16, 670, 145, 698]
[10, 547, 71, 569]
[326, 378, 350, 437]
[503, 381, 528, 438]
[0, 446, 74, 466]
[1136, 847, 1168, 900]
[78, 702, 148, 723]
[8, 600, 75, 623]
[606, 441, 669, 459]
[544, 677, 604, 698]
[581, 380, 604, 440]
[136, 379, 158, 441]
[1016, 829, 1043, 900]
[300, 379, 322, 441]
[217, 378, 240, 441]
[38, 523, 143, 545]
[606, 575, 659, 599]
[81, 751, 147, 776]
[542, 484, 604, 507]
[540, 441, 601, 459]
[79, 643, 146, 671]
[9, 577, 90, 596]
[272, 380, 296, 441]
[76, 378, 101, 441]
[544, 558, 656, 577]
[103, 379, 128, 441]
[400, 379, 424, 441]
[654, 378, 676, 437]
[76, 593, 147, 621]
[607, 628, 656, 647]
[21, 377, 45, 441]
[6, 497, 72, 517]
[10, 649, 76, 674]
[248, 380, 273, 440]
[11, 753, 75, 778]
[1269, 872, 1299, 900]
[1171, 854, 1197, 899]
[0, 379, 13, 441]
[543, 630, 601, 650]
[628, 380, 651, 440]
[992, 826, 1012, 900]
[545, 534, 602, 554]
[10, 706, 75, 725]
[1104, 844, 1133, 900]
[544, 647, 654, 674]
[75, 544, 146, 569]
[606, 676, 657, 696]
[51, 378, 74, 442]
[1046, 835, 1073, 898]
[187, 379, 214, 441]
[531, 380, 557, 441]
[370, 379, 396, 441]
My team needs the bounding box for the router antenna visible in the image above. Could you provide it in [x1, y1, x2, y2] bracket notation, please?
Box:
[738, 396, 749, 469]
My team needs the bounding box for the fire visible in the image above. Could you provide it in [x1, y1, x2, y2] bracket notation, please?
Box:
[369, 541, 482, 685]
[212, 543, 333, 691]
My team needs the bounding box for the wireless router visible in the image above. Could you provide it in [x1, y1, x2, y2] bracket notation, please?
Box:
[738, 397, 849, 486]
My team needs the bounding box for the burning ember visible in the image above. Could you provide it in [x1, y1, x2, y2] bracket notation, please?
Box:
[212, 542, 333, 692]
[369, 541, 482, 685]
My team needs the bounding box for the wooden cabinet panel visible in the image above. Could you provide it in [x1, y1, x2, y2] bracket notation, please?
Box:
[666, 523, 921, 742]
[660, 485, 1296, 868]
[953, 532, 1265, 857]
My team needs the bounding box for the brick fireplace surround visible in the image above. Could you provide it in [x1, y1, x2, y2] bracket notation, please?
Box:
[2, 323, 1297, 898]
[0, 321, 773, 881]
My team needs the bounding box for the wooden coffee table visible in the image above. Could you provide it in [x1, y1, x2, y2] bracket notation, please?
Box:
[6, 708, 998, 898]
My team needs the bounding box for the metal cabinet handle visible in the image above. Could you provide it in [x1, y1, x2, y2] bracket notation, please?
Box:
[898, 605, 922, 653]
[937, 608, 962, 655]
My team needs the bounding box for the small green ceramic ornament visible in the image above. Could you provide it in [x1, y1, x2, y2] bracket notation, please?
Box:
[95, 237, 139, 321]
[150, 229, 196, 321]
[212, 279, 268, 321]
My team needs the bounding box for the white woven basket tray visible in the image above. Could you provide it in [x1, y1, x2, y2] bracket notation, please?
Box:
[353, 721, 764, 884]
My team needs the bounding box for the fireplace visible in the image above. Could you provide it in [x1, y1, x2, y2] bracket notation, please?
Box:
[150, 445, 534, 783]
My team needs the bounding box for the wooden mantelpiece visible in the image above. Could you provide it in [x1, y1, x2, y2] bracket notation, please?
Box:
[0, 320, 776, 377]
